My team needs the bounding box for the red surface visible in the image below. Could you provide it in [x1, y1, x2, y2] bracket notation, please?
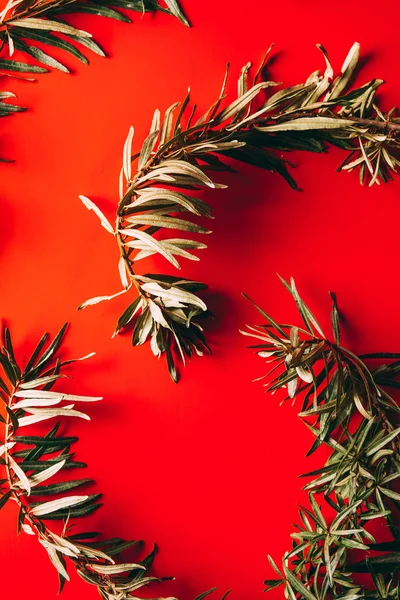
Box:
[1, 0, 400, 598]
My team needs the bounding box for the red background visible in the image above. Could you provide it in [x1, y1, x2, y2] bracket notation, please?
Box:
[1, 0, 400, 597]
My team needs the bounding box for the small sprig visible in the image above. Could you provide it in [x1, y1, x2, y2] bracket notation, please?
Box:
[242, 277, 400, 599]
[0, 0, 189, 126]
[79, 43, 400, 382]
[0, 324, 172, 598]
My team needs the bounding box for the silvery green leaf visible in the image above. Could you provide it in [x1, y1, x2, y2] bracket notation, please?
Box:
[287, 376, 297, 398]
[283, 567, 318, 600]
[78, 288, 129, 310]
[130, 188, 212, 217]
[160, 102, 180, 146]
[365, 427, 400, 456]
[0, 58, 43, 71]
[290, 326, 299, 347]
[11, 26, 90, 64]
[14, 41, 69, 73]
[19, 406, 90, 427]
[148, 299, 170, 328]
[68, 33, 105, 57]
[41, 539, 77, 559]
[124, 214, 211, 234]
[74, 543, 113, 563]
[123, 126, 134, 182]
[382, 147, 398, 172]
[139, 159, 217, 188]
[28, 460, 66, 486]
[305, 69, 320, 86]
[118, 256, 130, 290]
[301, 76, 330, 108]
[91, 563, 145, 575]
[24, 405, 89, 417]
[119, 165, 125, 201]
[114, 297, 143, 336]
[296, 366, 313, 383]
[353, 391, 373, 420]
[155, 297, 185, 309]
[121, 228, 181, 269]
[214, 81, 276, 124]
[340, 538, 369, 550]
[238, 62, 251, 98]
[190, 140, 245, 154]
[257, 117, 356, 132]
[327, 42, 360, 101]
[379, 487, 400, 502]
[257, 83, 309, 116]
[289, 276, 324, 336]
[316, 44, 334, 80]
[30, 495, 89, 516]
[135, 239, 204, 262]
[12, 18, 92, 37]
[40, 540, 70, 581]
[0, 91, 16, 99]
[0, 441, 15, 456]
[18, 413, 58, 427]
[79, 195, 114, 234]
[379, 472, 400, 486]
[258, 351, 275, 358]
[164, 0, 190, 26]
[330, 499, 363, 529]
[341, 154, 366, 172]
[360, 510, 391, 521]
[138, 129, 159, 171]
[134, 309, 153, 346]
[21, 523, 35, 535]
[299, 47, 334, 107]
[150, 108, 161, 134]
[150, 332, 161, 357]
[47, 532, 80, 557]
[13, 397, 63, 409]
[19, 375, 64, 389]
[14, 390, 102, 402]
[162, 239, 207, 250]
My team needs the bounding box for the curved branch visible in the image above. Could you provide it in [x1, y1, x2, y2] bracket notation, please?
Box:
[242, 277, 400, 598]
[0, 325, 171, 599]
[0, 0, 188, 123]
[79, 42, 400, 382]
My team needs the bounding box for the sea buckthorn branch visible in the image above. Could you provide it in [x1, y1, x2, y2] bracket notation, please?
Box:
[79, 43, 400, 382]
[242, 277, 400, 599]
[0, 324, 173, 598]
[0, 0, 188, 132]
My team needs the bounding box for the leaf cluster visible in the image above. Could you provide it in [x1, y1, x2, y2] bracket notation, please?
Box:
[242, 278, 400, 599]
[79, 43, 400, 382]
[0, 325, 172, 598]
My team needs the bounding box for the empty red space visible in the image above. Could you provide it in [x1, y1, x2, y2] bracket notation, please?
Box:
[1, 0, 400, 598]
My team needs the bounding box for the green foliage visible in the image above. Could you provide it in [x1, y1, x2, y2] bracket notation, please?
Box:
[79, 43, 400, 382]
[242, 277, 400, 600]
[0, 325, 171, 599]
[0, 0, 188, 128]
